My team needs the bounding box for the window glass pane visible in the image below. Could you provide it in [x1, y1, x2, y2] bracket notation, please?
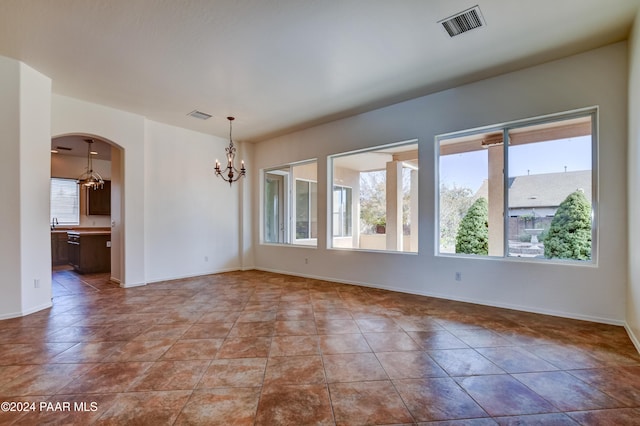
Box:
[360, 171, 386, 236]
[438, 134, 495, 255]
[50, 178, 79, 225]
[264, 172, 284, 243]
[332, 187, 341, 237]
[310, 182, 318, 239]
[332, 186, 353, 237]
[331, 141, 418, 252]
[296, 180, 310, 239]
[343, 187, 352, 237]
[507, 116, 592, 260]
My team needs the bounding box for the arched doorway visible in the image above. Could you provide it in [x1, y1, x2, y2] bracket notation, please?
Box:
[50, 134, 124, 284]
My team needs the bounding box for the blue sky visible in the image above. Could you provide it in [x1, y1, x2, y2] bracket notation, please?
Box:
[439, 136, 592, 192]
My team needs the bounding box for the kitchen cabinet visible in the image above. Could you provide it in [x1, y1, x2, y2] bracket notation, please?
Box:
[87, 180, 111, 215]
[67, 231, 111, 274]
[51, 232, 69, 266]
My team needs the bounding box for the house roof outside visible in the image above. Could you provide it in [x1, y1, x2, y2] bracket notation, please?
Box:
[475, 170, 592, 210]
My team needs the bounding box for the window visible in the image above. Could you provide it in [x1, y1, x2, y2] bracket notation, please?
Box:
[296, 179, 318, 240]
[437, 108, 596, 262]
[263, 160, 317, 246]
[333, 185, 352, 237]
[50, 178, 79, 225]
[330, 140, 418, 252]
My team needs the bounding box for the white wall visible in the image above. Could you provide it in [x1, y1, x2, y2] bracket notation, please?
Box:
[628, 12, 640, 348]
[111, 146, 123, 283]
[0, 57, 53, 318]
[0, 57, 25, 318]
[19, 63, 53, 314]
[143, 120, 242, 282]
[253, 42, 629, 324]
[240, 141, 254, 270]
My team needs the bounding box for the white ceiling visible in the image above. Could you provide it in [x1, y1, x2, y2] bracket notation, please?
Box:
[1, 0, 638, 143]
[52, 135, 112, 161]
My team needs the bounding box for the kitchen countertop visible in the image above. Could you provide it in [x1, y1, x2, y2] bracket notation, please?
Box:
[66, 230, 111, 236]
[52, 228, 111, 236]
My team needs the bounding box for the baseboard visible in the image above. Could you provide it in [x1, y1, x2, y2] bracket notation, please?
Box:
[109, 276, 121, 284]
[144, 267, 242, 285]
[120, 281, 146, 288]
[625, 323, 640, 354]
[254, 267, 625, 326]
[0, 301, 53, 320]
[98, 265, 626, 328]
[22, 301, 53, 317]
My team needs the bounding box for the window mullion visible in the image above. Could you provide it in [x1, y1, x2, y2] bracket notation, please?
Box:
[502, 127, 510, 259]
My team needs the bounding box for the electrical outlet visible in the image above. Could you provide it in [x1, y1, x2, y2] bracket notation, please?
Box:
[34, 278, 40, 288]
[204, 256, 209, 262]
[304, 258, 309, 264]
[106, 241, 111, 248]
[455, 272, 462, 282]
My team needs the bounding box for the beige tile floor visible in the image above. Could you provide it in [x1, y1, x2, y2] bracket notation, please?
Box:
[0, 269, 639, 425]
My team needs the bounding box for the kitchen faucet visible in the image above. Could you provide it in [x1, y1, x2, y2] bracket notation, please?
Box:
[51, 217, 58, 230]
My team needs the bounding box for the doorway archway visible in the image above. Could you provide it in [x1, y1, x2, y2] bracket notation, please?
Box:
[50, 133, 125, 284]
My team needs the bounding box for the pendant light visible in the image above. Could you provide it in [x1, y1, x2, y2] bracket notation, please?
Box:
[76, 139, 104, 190]
[215, 117, 246, 186]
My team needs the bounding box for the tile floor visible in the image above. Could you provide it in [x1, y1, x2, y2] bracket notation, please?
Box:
[0, 269, 639, 425]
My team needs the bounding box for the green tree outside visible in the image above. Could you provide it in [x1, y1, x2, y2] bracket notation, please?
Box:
[439, 183, 474, 252]
[455, 197, 488, 255]
[543, 190, 592, 260]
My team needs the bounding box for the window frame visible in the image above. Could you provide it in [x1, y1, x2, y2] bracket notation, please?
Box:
[435, 107, 598, 265]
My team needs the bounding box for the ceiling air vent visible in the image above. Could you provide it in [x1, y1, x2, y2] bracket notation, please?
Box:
[187, 110, 213, 120]
[439, 5, 485, 37]
[55, 146, 72, 151]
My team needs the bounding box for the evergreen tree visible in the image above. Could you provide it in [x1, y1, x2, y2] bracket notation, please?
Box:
[439, 183, 474, 252]
[455, 197, 488, 255]
[543, 190, 592, 260]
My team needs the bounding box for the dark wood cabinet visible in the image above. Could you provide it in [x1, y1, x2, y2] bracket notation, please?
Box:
[87, 180, 111, 215]
[67, 231, 111, 274]
[51, 232, 69, 266]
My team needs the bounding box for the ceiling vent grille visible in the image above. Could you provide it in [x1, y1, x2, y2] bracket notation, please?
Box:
[439, 6, 485, 37]
[187, 110, 213, 120]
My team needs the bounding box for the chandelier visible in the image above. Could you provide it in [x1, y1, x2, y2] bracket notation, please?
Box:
[215, 116, 246, 186]
[76, 139, 104, 190]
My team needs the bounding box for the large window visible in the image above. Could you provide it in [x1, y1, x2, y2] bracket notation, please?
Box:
[437, 109, 596, 262]
[330, 140, 418, 252]
[50, 178, 80, 225]
[263, 160, 317, 246]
